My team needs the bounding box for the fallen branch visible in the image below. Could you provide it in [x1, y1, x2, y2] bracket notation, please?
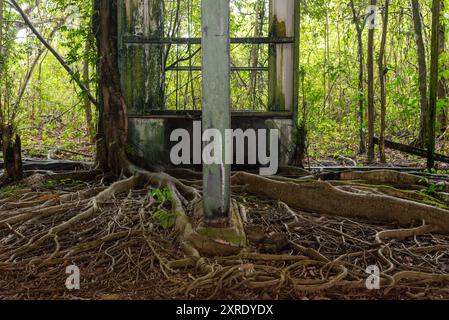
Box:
[373, 137, 449, 164]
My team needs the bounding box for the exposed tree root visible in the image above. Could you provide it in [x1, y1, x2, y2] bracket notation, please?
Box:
[0, 177, 138, 262]
[232, 172, 449, 234]
[375, 220, 437, 243]
[1, 168, 449, 299]
[340, 170, 430, 186]
[330, 181, 448, 208]
[391, 271, 449, 285]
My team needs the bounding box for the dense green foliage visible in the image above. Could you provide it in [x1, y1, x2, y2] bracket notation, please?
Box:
[0, 0, 95, 160]
[301, 0, 449, 160]
[1, 0, 449, 164]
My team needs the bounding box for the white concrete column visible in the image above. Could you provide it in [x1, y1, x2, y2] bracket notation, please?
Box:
[201, 0, 231, 227]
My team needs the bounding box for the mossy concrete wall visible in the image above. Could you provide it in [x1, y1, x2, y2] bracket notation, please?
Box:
[269, 0, 296, 112]
[118, 0, 164, 115]
[126, 114, 294, 170]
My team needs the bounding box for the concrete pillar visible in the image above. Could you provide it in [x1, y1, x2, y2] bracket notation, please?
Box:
[118, 0, 164, 114]
[201, 0, 231, 227]
[268, 0, 296, 111]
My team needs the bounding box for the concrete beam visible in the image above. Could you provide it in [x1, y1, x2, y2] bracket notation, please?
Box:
[201, 0, 231, 227]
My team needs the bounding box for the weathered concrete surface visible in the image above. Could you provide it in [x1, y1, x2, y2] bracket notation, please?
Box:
[127, 118, 166, 166]
[201, 0, 231, 226]
[266, 118, 295, 165]
[127, 113, 295, 170]
[118, 0, 164, 114]
[188, 201, 246, 256]
[269, 0, 296, 111]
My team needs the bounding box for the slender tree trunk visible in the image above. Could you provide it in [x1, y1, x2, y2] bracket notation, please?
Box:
[324, 4, 331, 109]
[0, 0, 4, 89]
[0, 0, 3, 127]
[411, 0, 429, 147]
[83, 42, 95, 144]
[0, 0, 4, 152]
[367, 0, 377, 163]
[379, 0, 390, 163]
[16, 18, 67, 108]
[349, 0, 366, 154]
[437, 0, 447, 134]
[0, 0, 3, 60]
[428, 0, 442, 169]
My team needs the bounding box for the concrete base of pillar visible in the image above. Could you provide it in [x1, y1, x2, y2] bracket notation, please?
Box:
[188, 201, 246, 256]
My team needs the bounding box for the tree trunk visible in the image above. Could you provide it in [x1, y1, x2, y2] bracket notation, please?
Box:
[0, 0, 3, 86]
[1, 126, 23, 183]
[379, 0, 389, 163]
[349, 0, 366, 154]
[16, 18, 67, 108]
[428, 0, 442, 169]
[324, 4, 331, 110]
[411, 0, 429, 147]
[83, 41, 95, 144]
[0, 0, 3, 66]
[437, 0, 447, 134]
[93, 0, 128, 174]
[367, 0, 377, 163]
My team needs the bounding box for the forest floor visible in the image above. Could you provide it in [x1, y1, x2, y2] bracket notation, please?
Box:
[1, 164, 449, 300]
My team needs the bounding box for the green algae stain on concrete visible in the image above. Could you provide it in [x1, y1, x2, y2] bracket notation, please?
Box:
[128, 118, 166, 165]
[268, 15, 287, 111]
[119, 0, 165, 114]
[270, 15, 287, 38]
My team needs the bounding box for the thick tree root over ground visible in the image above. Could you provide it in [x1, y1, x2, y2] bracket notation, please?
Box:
[1, 169, 449, 300]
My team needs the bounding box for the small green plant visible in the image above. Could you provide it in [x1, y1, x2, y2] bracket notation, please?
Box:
[44, 180, 57, 187]
[44, 179, 83, 188]
[0, 185, 23, 198]
[125, 144, 138, 157]
[152, 210, 178, 230]
[423, 183, 445, 196]
[419, 178, 430, 185]
[150, 187, 172, 204]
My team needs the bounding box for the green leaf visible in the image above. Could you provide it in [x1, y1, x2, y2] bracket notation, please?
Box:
[152, 210, 178, 230]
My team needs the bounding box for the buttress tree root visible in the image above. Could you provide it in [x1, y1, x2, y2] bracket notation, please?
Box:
[232, 172, 449, 234]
